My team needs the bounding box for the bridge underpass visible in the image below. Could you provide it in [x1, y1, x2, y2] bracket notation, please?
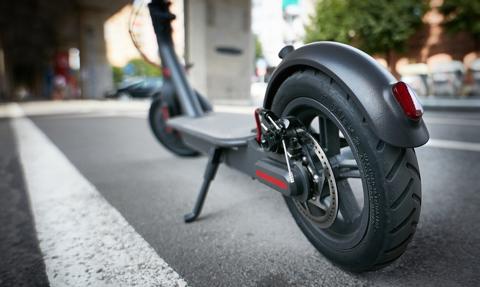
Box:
[0, 0, 253, 103]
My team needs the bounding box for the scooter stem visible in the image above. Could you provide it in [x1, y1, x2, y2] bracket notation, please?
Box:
[149, 0, 204, 117]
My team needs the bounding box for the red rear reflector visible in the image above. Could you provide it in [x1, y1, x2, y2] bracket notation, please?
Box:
[255, 170, 288, 190]
[392, 81, 423, 121]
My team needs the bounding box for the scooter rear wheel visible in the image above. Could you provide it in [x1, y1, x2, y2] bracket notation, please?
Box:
[271, 69, 421, 272]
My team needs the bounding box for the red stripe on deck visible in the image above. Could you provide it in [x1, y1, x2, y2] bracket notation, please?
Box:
[255, 170, 288, 190]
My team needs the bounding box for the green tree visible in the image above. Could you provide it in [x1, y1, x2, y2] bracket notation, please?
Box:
[439, 0, 480, 46]
[112, 66, 124, 86]
[305, 0, 429, 69]
[126, 58, 162, 77]
[305, 0, 355, 44]
[255, 35, 264, 59]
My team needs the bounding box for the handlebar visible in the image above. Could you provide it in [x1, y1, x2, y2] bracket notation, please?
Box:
[148, 0, 176, 23]
[149, 0, 172, 11]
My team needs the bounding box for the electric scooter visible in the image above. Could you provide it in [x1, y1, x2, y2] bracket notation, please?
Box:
[147, 0, 429, 272]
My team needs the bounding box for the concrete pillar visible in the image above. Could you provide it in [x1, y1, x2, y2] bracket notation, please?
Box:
[79, 9, 113, 98]
[185, 0, 253, 105]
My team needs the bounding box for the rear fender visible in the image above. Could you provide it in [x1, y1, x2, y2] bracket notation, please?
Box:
[263, 42, 429, 148]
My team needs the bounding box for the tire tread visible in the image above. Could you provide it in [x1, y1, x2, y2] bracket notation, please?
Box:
[271, 69, 422, 272]
[376, 147, 421, 268]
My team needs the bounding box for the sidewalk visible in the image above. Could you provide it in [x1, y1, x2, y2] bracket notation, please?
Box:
[1, 96, 479, 119]
[420, 97, 480, 111]
[0, 100, 150, 118]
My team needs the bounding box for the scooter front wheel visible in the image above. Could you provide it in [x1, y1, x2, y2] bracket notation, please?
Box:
[271, 70, 421, 272]
[149, 90, 212, 157]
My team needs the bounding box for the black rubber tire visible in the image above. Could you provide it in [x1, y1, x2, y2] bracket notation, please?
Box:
[149, 91, 211, 157]
[271, 69, 422, 272]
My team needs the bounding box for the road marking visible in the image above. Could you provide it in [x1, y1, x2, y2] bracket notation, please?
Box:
[34, 111, 148, 120]
[425, 139, 480, 152]
[10, 105, 188, 287]
[4, 101, 480, 128]
[0, 100, 149, 118]
[424, 117, 480, 127]
[7, 102, 480, 152]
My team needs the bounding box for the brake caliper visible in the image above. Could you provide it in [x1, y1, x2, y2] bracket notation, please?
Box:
[254, 109, 339, 228]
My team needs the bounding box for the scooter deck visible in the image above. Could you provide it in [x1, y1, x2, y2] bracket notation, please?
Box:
[167, 112, 255, 147]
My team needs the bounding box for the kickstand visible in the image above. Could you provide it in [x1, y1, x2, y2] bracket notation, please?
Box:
[184, 148, 222, 223]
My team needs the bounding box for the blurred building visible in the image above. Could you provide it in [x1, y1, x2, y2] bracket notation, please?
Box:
[396, 0, 478, 70]
[0, 0, 132, 101]
[105, 0, 253, 104]
[105, 2, 185, 68]
[252, 0, 479, 97]
[0, 0, 253, 103]
[3, 0, 474, 102]
[252, 0, 315, 67]
[392, 0, 479, 97]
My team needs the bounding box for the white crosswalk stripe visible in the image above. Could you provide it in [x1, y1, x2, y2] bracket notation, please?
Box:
[10, 104, 188, 287]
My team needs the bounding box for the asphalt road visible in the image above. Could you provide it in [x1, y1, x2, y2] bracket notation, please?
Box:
[1, 103, 480, 286]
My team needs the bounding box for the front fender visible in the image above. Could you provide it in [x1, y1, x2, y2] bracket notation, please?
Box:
[264, 42, 429, 148]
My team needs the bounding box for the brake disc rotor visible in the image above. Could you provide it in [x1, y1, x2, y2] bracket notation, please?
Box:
[296, 133, 338, 229]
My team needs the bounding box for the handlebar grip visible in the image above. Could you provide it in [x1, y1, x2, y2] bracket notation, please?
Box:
[149, 0, 171, 10]
[148, 0, 176, 37]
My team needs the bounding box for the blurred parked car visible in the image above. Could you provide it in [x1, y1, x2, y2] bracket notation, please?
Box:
[430, 61, 464, 97]
[398, 63, 430, 97]
[106, 77, 163, 99]
[471, 59, 480, 97]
